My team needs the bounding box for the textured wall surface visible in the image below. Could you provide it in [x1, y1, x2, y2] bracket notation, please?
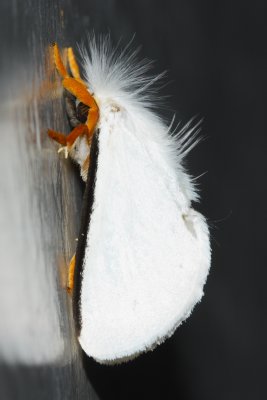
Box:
[0, 1, 98, 399]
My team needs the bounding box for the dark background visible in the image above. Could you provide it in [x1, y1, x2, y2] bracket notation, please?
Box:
[1, 0, 266, 399]
[69, 1, 267, 399]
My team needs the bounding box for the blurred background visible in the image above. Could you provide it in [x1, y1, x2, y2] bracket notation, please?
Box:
[0, 0, 266, 399]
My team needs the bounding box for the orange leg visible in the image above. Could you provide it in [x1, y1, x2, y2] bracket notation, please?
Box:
[67, 253, 76, 293]
[48, 124, 90, 148]
[53, 43, 69, 78]
[48, 129, 67, 145]
[63, 77, 99, 137]
[66, 124, 90, 146]
[67, 47, 85, 84]
[53, 43, 86, 85]
[48, 44, 99, 147]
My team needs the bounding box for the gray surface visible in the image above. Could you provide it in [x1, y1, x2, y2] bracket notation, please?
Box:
[0, 0, 98, 398]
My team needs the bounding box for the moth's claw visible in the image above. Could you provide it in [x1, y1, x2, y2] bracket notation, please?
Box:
[58, 145, 69, 159]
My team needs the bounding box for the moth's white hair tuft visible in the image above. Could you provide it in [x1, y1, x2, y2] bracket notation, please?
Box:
[75, 35, 202, 202]
[80, 34, 166, 108]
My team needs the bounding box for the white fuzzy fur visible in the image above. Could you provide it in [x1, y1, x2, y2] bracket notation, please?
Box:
[72, 36, 211, 363]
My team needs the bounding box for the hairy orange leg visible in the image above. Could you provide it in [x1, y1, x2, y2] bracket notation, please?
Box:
[49, 46, 91, 147]
[53, 43, 69, 78]
[48, 44, 99, 149]
[48, 129, 67, 145]
[67, 47, 85, 84]
[63, 77, 99, 138]
[66, 124, 89, 146]
[67, 254, 76, 293]
[48, 45, 69, 145]
[48, 124, 89, 151]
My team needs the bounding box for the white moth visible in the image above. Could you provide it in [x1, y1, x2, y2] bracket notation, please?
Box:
[48, 36, 211, 364]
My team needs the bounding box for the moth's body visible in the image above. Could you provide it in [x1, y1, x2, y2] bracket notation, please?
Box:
[48, 37, 211, 364]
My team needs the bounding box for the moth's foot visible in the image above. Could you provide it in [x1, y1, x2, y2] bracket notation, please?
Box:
[58, 145, 69, 159]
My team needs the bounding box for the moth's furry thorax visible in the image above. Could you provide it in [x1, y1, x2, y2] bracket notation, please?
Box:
[71, 35, 201, 204]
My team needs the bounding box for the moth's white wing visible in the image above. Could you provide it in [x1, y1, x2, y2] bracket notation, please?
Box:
[79, 103, 210, 363]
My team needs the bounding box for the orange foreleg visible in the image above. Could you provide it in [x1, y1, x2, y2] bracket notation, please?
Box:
[63, 77, 99, 137]
[48, 129, 67, 145]
[66, 124, 90, 146]
[63, 77, 97, 109]
[48, 124, 90, 147]
[67, 47, 84, 84]
[48, 44, 99, 148]
[53, 43, 69, 78]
